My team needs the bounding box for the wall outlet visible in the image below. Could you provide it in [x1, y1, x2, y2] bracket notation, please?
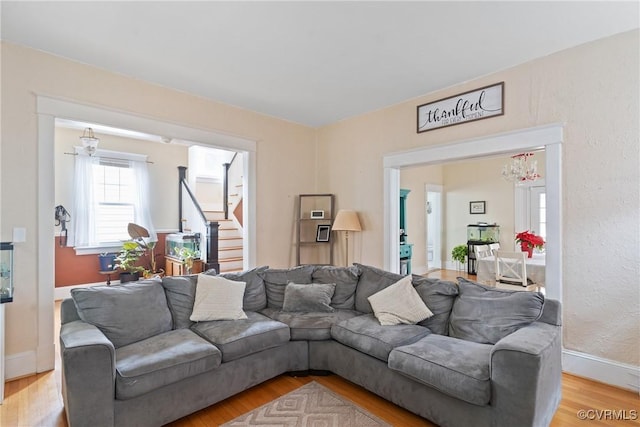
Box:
[13, 227, 26, 243]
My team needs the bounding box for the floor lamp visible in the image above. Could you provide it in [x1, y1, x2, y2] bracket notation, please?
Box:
[332, 210, 362, 266]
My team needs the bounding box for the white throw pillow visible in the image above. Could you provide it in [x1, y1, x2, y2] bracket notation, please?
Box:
[368, 275, 434, 326]
[190, 274, 248, 321]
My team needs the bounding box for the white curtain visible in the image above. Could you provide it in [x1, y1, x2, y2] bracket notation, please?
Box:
[131, 159, 157, 242]
[72, 153, 98, 247]
[73, 150, 156, 247]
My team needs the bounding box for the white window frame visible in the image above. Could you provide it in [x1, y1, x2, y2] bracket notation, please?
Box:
[73, 148, 149, 255]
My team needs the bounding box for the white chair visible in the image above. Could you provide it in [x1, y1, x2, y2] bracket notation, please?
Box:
[474, 245, 492, 259]
[494, 251, 540, 291]
[488, 243, 500, 256]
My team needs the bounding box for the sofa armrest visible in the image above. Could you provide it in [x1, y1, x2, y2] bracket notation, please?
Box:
[60, 320, 116, 427]
[490, 322, 562, 427]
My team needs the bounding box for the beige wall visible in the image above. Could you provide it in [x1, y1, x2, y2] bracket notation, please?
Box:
[55, 127, 189, 232]
[318, 30, 639, 366]
[1, 42, 317, 370]
[1, 29, 638, 377]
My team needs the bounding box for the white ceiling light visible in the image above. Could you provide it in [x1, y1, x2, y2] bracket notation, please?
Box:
[79, 127, 99, 156]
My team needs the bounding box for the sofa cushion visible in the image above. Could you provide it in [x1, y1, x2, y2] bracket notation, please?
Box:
[115, 328, 221, 400]
[190, 274, 248, 321]
[282, 282, 336, 313]
[311, 265, 360, 309]
[331, 314, 430, 362]
[190, 311, 290, 362]
[449, 278, 545, 344]
[260, 266, 315, 309]
[260, 307, 361, 341]
[218, 266, 269, 311]
[354, 263, 404, 313]
[162, 275, 198, 329]
[368, 275, 433, 325]
[412, 276, 459, 335]
[389, 334, 492, 406]
[71, 279, 172, 348]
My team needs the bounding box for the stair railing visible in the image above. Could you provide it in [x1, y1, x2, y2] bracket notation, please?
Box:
[178, 166, 220, 273]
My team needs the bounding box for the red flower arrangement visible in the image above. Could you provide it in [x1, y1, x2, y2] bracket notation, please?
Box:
[515, 231, 544, 257]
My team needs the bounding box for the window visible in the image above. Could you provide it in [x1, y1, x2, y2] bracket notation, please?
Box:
[73, 149, 155, 251]
[93, 159, 135, 243]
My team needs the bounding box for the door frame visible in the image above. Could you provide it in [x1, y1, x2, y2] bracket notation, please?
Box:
[383, 123, 563, 302]
[36, 96, 257, 372]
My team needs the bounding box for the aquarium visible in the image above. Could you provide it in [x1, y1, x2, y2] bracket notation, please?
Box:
[165, 233, 201, 260]
[1, 242, 14, 303]
[466, 224, 500, 243]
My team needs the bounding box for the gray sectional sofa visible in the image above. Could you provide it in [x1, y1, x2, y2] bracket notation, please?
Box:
[60, 264, 562, 427]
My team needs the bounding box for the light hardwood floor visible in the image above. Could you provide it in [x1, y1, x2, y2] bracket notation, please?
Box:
[1, 279, 637, 427]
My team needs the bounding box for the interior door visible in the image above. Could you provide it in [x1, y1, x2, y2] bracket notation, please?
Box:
[425, 184, 443, 271]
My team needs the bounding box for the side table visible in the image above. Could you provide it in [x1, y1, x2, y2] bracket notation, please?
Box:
[99, 270, 116, 286]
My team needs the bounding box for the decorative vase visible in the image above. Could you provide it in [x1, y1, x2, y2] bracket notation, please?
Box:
[520, 242, 533, 258]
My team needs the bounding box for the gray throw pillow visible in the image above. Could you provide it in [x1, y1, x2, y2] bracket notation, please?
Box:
[162, 275, 198, 329]
[312, 265, 360, 309]
[412, 275, 459, 335]
[71, 279, 172, 348]
[218, 266, 269, 311]
[259, 266, 315, 309]
[282, 282, 336, 313]
[353, 263, 404, 313]
[449, 278, 545, 344]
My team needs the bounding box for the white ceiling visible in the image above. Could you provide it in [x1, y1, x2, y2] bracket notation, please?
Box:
[2, 1, 638, 127]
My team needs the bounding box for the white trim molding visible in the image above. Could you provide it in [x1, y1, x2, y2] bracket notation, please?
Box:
[563, 349, 640, 393]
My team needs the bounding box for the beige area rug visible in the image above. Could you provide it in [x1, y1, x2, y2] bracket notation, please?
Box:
[221, 381, 392, 427]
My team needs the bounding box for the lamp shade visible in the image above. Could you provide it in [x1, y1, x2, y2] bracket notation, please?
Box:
[332, 210, 362, 232]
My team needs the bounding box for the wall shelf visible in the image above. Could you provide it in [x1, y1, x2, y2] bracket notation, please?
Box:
[296, 194, 334, 266]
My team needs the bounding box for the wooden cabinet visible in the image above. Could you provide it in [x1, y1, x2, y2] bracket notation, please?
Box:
[296, 194, 335, 266]
[165, 256, 204, 276]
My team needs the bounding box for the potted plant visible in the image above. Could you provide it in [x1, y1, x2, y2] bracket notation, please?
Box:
[98, 252, 116, 272]
[114, 241, 145, 282]
[175, 247, 200, 274]
[515, 230, 545, 258]
[451, 244, 468, 271]
[127, 223, 164, 278]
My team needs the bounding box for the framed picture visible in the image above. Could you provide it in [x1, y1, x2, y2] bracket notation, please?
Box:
[469, 201, 486, 215]
[310, 210, 325, 219]
[316, 225, 331, 242]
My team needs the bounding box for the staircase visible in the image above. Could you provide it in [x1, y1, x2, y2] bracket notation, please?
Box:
[204, 210, 243, 273]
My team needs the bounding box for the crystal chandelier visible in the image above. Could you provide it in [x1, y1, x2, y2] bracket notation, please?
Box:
[501, 152, 540, 182]
[79, 127, 99, 156]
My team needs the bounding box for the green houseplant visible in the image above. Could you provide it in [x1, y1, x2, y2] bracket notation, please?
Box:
[175, 247, 200, 274]
[127, 223, 164, 278]
[451, 244, 468, 271]
[114, 241, 145, 282]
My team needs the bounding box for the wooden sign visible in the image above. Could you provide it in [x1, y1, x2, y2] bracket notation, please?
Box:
[417, 82, 504, 133]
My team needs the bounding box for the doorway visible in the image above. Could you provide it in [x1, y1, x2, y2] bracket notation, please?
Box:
[36, 96, 257, 373]
[425, 184, 443, 271]
[383, 123, 562, 302]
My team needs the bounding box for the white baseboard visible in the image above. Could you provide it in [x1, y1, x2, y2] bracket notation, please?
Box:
[6, 351, 37, 381]
[562, 349, 640, 392]
[54, 280, 121, 300]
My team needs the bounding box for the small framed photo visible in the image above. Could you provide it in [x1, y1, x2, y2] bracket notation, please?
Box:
[316, 225, 331, 242]
[310, 210, 325, 219]
[469, 201, 486, 214]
